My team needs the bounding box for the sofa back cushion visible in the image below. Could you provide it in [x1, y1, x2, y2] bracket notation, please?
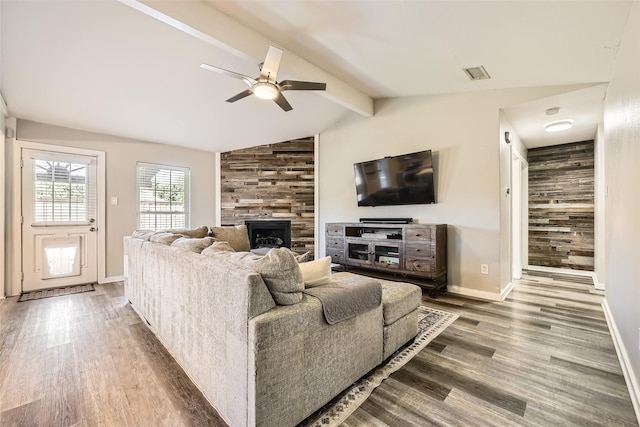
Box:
[201, 241, 236, 254]
[203, 247, 304, 305]
[149, 232, 182, 245]
[131, 230, 155, 240]
[210, 225, 251, 252]
[172, 226, 209, 238]
[171, 236, 216, 253]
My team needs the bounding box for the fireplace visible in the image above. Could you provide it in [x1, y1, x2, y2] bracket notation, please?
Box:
[245, 220, 292, 249]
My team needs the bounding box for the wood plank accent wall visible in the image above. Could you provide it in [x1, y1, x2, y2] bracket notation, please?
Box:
[220, 137, 314, 254]
[528, 140, 595, 271]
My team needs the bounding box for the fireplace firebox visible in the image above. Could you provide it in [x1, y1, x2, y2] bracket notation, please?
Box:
[245, 220, 292, 249]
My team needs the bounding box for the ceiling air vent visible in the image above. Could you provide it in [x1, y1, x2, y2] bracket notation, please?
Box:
[463, 66, 491, 81]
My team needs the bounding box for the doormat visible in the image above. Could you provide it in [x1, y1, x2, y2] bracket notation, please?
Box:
[299, 305, 458, 427]
[18, 283, 96, 302]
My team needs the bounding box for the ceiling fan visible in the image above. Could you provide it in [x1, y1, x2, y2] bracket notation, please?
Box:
[200, 46, 327, 112]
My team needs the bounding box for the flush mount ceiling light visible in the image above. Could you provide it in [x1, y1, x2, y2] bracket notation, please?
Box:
[544, 120, 574, 132]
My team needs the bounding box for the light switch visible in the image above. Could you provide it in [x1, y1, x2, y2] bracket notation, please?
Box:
[111, 196, 119, 205]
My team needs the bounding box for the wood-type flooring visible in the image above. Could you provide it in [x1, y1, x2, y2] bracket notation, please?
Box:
[0, 271, 636, 426]
[343, 271, 637, 426]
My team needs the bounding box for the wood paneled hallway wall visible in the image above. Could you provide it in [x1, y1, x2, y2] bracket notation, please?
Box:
[528, 140, 595, 271]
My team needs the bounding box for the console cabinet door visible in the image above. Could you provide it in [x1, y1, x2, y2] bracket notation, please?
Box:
[371, 241, 402, 271]
[345, 238, 372, 266]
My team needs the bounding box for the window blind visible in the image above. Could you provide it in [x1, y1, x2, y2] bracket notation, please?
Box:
[136, 162, 190, 231]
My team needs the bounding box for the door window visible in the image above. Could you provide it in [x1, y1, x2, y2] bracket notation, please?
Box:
[32, 157, 95, 225]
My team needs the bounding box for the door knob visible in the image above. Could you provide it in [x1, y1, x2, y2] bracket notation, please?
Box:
[89, 218, 95, 223]
[90, 227, 96, 232]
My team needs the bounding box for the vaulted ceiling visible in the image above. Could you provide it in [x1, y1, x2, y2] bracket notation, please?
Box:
[0, 1, 634, 152]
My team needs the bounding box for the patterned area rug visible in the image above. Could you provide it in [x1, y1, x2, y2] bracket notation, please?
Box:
[17, 283, 96, 302]
[300, 306, 458, 427]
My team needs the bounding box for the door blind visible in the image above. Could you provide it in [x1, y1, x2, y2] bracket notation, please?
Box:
[32, 156, 96, 225]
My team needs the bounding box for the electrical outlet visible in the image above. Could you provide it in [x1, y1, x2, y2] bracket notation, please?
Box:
[481, 264, 489, 275]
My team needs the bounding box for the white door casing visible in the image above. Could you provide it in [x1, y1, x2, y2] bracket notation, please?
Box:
[21, 149, 98, 291]
[511, 149, 529, 280]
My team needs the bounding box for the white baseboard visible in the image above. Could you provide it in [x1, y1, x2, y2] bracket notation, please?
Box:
[526, 265, 604, 290]
[500, 282, 515, 301]
[100, 275, 125, 284]
[447, 285, 502, 302]
[602, 298, 640, 424]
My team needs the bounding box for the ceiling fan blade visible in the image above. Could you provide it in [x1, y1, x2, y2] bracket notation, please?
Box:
[200, 63, 256, 87]
[279, 80, 327, 91]
[273, 92, 292, 112]
[260, 46, 282, 84]
[226, 89, 253, 103]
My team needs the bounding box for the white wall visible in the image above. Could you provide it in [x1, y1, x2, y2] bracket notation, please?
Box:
[603, 0, 640, 417]
[319, 85, 591, 299]
[5, 119, 216, 295]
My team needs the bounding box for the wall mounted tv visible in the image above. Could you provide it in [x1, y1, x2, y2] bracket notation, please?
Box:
[353, 150, 435, 207]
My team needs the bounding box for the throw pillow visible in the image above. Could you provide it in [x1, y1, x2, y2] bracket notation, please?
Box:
[172, 226, 209, 238]
[201, 241, 236, 255]
[299, 256, 332, 288]
[150, 232, 182, 245]
[210, 225, 251, 252]
[171, 236, 216, 253]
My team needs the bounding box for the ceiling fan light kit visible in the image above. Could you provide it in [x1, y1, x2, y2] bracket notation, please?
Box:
[201, 46, 327, 111]
[253, 82, 279, 100]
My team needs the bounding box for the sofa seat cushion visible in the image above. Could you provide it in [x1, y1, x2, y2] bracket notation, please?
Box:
[210, 225, 251, 252]
[203, 247, 304, 305]
[303, 277, 381, 325]
[331, 272, 421, 326]
[379, 280, 422, 326]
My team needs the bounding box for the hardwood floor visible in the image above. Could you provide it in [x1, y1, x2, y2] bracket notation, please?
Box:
[0, 283, 226, 427]
[344, 271, 638, 426]
[0, 272, 636, 426]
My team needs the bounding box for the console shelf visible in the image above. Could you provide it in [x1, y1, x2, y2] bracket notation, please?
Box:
[326, 222, 448, 297]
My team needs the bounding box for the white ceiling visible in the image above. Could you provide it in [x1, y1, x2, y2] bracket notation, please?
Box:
[0, 1, 634, 152]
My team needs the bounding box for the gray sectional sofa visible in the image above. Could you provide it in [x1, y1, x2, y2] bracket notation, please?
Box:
[124, 230, 421, 427]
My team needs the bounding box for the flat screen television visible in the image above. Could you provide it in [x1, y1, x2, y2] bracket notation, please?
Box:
[353, 150, 435, 207]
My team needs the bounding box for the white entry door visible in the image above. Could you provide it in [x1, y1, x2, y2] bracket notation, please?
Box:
[21, 149, 98, 292]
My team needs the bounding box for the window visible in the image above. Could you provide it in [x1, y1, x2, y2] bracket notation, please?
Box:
[136, 162, 190, 231]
